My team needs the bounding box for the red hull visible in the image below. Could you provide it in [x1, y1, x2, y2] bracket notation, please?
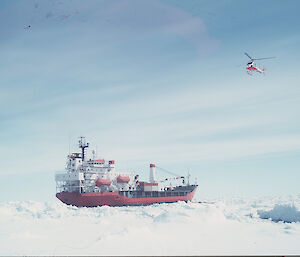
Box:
[56, 188, 197, 207]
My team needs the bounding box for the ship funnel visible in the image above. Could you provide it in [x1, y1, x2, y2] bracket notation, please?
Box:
[149, 163, 157, 182]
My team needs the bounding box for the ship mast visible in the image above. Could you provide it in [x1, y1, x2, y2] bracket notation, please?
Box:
[78, 136, 89, 161]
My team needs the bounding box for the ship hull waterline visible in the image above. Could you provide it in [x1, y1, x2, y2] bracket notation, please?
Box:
[56, 188, 197, 207]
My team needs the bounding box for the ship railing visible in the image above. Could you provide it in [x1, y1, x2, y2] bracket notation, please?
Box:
[56, 183, 101, 194]
[125, 190, 187, 198]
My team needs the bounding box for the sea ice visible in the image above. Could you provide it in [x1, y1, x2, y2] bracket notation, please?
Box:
[257, 204, 300, 223]
[1, 196, 300, 255]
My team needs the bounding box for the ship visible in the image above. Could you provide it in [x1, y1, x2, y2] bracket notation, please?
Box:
[55, 137, 198, 207]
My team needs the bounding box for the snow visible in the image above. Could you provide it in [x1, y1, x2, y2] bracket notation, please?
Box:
[258, 204, 300, 223]
[1, 196, 300, 255]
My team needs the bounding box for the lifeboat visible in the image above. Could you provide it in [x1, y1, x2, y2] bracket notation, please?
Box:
[96, 178, 111, 186]
[117, 175, 130, 183]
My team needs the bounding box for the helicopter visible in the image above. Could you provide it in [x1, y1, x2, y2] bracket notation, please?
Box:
[245, 52, 275, 75]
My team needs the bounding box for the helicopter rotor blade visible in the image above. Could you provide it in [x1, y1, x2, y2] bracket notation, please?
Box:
[244, 52, 253, 60]
[252, 56, 276, 61]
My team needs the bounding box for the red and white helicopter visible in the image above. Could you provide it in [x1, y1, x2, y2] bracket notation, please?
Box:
[245, 52, 275, 75]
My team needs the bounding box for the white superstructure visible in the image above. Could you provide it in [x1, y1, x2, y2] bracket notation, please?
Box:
[55, 137, 136, 194]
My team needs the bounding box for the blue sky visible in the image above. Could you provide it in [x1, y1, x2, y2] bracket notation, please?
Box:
[1, 0, 300, 201]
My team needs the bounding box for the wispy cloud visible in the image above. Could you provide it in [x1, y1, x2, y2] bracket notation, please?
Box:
[1, 78, 299, 174]
[98, 0, 219, 54]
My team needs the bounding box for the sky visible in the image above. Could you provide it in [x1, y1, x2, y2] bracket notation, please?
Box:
[0, 0, 300, 202]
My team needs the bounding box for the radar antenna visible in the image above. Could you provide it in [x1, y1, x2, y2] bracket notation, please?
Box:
[78, 136, 89, 161]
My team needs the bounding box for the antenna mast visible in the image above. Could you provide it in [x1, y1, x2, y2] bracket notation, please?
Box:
[68, 133, 71, 155]
[78, 136, 89, 161]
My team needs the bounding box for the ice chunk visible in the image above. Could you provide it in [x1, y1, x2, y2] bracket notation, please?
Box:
[258, 204, 300, 223]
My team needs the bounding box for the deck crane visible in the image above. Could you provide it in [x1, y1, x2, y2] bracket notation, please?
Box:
[157, 176, 185, 183]
[156, 166, 186, 185]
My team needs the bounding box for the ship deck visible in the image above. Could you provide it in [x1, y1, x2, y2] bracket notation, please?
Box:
[118, 185, 197, 198]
